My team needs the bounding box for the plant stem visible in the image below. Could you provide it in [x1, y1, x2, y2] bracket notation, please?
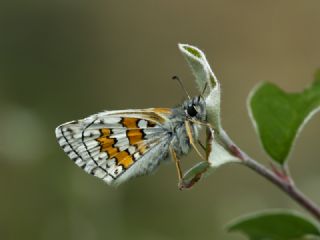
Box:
[218, 129, 320, 222]
[244, 157, 320, 221]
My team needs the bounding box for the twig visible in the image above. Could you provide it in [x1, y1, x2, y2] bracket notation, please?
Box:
[218, 129, 320, 221]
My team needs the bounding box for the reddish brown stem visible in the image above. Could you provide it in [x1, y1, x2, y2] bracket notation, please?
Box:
[218, 129, 320, 221]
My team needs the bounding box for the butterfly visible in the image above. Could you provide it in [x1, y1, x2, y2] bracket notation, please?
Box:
[55, 85, 209, 188]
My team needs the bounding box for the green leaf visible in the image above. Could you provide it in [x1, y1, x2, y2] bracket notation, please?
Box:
[248, 72, 320, 164]
[227, 210, 320, 240]
[178, 43, 217, 92]
[207, 128, 241, 167]
[179, 161, 210, 189]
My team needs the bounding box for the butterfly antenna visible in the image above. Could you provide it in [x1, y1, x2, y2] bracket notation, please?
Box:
[172, 75, 191, 100]
[201, 82, 208, 97]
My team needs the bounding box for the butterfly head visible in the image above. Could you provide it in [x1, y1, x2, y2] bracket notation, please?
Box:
[183, 96, 206, 121]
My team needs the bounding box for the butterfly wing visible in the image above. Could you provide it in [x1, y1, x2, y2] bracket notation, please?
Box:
[55, 108, 173, 186]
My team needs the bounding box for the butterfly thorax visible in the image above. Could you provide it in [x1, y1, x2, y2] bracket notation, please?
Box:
[166, 96, 206, 156]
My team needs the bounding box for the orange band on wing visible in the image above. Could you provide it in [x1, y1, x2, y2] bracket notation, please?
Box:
[115, 151, 134, 168]
[96, 128, 119, 157]
[122, 118, 144, 145]
[99, 128, 111, 137]
[127, 129, 143, 145]
[122, 118, 138, 128]
[153, 108, 172, 114]
[96, 116, 162, 169]
[137, 144, 148, 154]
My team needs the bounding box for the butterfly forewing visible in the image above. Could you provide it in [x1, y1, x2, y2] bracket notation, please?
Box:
[55, 108, 172, 185]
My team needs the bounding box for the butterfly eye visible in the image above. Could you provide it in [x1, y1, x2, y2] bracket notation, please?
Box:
[187, 105, 198, 117]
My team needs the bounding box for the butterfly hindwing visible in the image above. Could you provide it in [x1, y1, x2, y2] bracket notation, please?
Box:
[55, 108, 172, 185]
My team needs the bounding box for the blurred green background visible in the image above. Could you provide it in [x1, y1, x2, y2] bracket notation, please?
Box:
[1, 1, 320, 239]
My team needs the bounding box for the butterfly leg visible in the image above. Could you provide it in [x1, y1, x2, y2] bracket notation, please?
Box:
[197, 140, 206, 151]
[185, 120, 205, 160]
[189, 119, 213, 130]
[169, 145, 183, 184]
[178, 121, 215, 190]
